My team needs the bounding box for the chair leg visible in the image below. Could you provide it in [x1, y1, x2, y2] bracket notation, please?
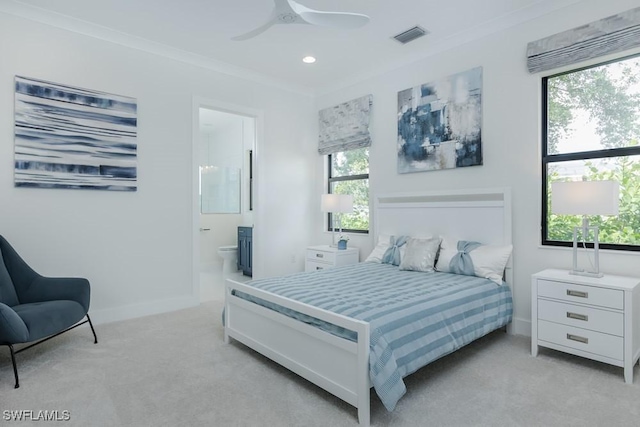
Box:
[8, 344, 19, 389]
[4, 315, 96, 388]
[86, 314, 98, 344]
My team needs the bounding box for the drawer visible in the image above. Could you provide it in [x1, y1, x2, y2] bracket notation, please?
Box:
[537, 279, 623, 310]
[306, 249, 336, 264]
[538, 320, 623, 361]
[538, 299, 623, 336]
[305, 260, 331, 272]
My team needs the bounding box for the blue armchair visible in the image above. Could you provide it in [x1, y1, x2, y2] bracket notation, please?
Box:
[0, 235, 97, 388]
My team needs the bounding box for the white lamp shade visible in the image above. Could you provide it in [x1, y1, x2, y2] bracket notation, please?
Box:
[321, 194, 354, 213]
[551, 180, 619, 216]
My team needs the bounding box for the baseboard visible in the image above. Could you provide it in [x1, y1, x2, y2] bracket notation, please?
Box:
[511, 317, 531, 337]
[88, 295, 200, 325]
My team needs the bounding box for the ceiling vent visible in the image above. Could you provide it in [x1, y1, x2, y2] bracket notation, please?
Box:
[393, 26, 428, 44]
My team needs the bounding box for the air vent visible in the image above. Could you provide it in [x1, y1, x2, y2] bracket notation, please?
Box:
[393, 26, 428, 44]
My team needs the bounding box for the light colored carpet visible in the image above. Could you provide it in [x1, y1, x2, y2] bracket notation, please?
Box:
[1, 300, 639, 426]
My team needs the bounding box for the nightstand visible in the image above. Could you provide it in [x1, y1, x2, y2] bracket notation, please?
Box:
[305, 245, 359, 272]
[531, 269, 640, 383]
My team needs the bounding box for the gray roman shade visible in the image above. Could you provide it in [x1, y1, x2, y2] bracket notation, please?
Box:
[318, 94, 372, 155]
[527, 6, 640, 74]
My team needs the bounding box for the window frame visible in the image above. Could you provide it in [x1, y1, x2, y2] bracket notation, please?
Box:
[541, 54, 640, 252]
[327, 152, 369, 234]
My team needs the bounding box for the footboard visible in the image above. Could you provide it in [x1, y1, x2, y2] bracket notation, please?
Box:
[224, 278, 371, 426]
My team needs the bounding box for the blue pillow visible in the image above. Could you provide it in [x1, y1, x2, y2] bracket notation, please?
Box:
[381, 235, 410, 266]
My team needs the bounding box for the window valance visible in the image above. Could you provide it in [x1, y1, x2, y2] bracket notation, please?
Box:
[318, 95, 372, 155]
[526, 6, 640, 74]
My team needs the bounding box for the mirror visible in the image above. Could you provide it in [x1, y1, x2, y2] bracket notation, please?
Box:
[200, 166, 240, 214]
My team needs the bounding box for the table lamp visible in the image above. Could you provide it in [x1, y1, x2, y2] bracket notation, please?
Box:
[551, 180, 619, 278]
[321, 194, 354, 246]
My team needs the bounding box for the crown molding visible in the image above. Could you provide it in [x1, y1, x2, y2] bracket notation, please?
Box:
[0, 1, 315, 97]
[1, 0, 585, 98]
[313, 0, 584, 96]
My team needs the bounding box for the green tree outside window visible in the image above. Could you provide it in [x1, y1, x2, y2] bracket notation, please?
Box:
[544, 54, 640, 248]
[329, 148, 369, 232]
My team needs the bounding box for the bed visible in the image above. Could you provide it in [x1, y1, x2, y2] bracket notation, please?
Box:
[224, 188, 514, 426]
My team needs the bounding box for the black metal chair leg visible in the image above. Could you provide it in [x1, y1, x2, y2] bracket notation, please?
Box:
[4, 315, 97, 388]
[8, 344, 19, 389]
[86, 314, 98, 344]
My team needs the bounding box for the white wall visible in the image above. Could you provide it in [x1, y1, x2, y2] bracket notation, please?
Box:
[206, 117, 243, 170]
[0, 12, 316, 323]
[314, 0, 640, 335]
[5, 1, 637, 331]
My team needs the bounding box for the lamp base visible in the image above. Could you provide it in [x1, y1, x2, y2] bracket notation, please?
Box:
[570, 220, 604, 279]
[569, 269, 604, 279]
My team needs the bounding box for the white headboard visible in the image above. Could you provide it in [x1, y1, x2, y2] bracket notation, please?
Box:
[373, 187, 513, 289]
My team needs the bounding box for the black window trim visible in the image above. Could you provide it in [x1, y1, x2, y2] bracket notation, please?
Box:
[541, 54, 640, 252]
[327, 152, 369, 234]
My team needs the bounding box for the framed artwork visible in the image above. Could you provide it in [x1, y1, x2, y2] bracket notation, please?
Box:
[397, 67, 482, 173]
[14, 76, 138, 191]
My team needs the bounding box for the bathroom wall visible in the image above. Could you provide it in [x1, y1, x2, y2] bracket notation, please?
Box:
[242, 118, 255, 228]
[199, 109, 254, 270]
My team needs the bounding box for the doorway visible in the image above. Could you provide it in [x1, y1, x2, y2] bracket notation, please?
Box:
[192, 98, 261, 302]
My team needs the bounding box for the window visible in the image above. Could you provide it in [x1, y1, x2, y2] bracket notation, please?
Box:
[327, 148, 369, 233]
[542, 54, 640, 250]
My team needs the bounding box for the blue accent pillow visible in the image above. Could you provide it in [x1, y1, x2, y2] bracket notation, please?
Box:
[449, 240, 482, 276]
[381, 235, 410, 266]
[436, 237, 513, 285]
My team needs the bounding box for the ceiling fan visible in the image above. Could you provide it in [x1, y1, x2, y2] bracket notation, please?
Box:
[232, 0, 370, 41]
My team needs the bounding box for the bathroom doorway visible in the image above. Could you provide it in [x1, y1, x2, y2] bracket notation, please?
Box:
[193, 100, 258, 302]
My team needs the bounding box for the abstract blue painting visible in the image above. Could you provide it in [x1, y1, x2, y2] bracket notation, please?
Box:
[397, 67, 482, 174]
[14, 76, 137, 191]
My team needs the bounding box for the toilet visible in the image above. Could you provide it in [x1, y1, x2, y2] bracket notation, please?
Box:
[218, 245, 238, 278]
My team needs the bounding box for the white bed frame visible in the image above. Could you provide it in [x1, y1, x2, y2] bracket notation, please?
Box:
[224, 188, 513, 426]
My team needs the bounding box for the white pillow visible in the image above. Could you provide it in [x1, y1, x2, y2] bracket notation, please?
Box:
[365, 234, 407, 263]
[399, 237, 441, 272]
[365, 240, 390, 263]
[435, 237, 512, 285]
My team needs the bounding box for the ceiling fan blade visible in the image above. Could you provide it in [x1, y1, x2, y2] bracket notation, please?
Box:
[288, 0, 370, 29]
[232, 12, 279, 41]
[298, 11, 370, 29]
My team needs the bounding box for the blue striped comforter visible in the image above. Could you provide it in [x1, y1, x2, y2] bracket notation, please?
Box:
[236, 262, 512, 411]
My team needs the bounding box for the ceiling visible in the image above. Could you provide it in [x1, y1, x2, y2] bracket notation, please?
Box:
[4, 0, 583, 94]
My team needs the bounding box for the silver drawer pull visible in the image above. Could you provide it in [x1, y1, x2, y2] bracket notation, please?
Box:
[315, 253, 324, 258]
[567, 333, 588, 344]
[567, 290, 588, 298]
[567, 312, 588, 321]
[316, 266, 323, 270]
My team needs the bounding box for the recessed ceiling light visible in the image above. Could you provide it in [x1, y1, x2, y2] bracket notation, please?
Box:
[302, 56, 316, 64]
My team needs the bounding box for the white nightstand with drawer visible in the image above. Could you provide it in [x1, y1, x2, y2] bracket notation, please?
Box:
[531, 269, 640, 383]
[305, 245, 359, 272]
